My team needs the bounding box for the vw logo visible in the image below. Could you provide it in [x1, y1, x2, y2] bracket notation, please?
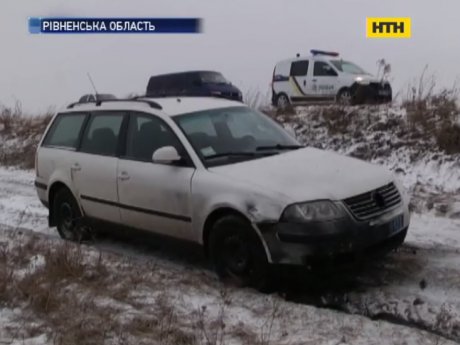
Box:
[372, 191, 386, 207]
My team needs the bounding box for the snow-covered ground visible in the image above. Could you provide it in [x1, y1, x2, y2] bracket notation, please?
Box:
[0, 166, 459, 344]
[1, 104, 460, 344]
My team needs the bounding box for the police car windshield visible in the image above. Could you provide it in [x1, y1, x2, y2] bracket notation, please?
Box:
[200, 72, 229, 84]
[174, 106, 300, 166]
[330, 60, 368, 75]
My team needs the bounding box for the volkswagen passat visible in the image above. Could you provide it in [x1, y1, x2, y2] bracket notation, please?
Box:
[35, 96, 409, 290]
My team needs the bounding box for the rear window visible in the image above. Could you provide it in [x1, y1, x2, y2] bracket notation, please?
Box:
[42, 113, 87, 149]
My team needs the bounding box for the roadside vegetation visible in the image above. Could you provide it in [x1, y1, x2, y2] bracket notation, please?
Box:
[1, 69, 458, 171]
[0, 101, 52, 168]
[260, 81, 460, 156]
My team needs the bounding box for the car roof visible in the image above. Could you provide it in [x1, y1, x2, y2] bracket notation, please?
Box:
[63, 96, 244, 117]
[149, 70, 222, 78]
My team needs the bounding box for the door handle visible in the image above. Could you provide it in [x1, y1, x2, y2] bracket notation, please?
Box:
[71, 163, 81, 172]
[312, 79, 317, 82]
[118, 171, 130, 181]
[303, 80, 306, 86]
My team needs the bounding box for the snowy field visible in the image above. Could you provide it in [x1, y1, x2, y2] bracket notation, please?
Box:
[1, 104, 460, 344]
[0, 167, 459, 344]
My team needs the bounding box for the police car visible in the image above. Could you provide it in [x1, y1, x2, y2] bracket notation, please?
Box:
[271, 50, 392, 108]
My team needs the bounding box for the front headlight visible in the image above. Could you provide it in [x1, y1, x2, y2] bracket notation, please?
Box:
[281, 200, 347, 223]
[355, 77, 370, 85]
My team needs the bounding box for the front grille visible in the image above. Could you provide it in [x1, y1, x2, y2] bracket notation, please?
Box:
[343, 182, 401, 220]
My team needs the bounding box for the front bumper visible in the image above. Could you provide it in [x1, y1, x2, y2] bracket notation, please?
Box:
[256, 204, 409, 265]
[352, 82, 392, 104]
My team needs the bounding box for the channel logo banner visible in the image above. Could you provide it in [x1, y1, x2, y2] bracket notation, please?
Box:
[28, 17, 202, 34]
[366, 17, 411, 38]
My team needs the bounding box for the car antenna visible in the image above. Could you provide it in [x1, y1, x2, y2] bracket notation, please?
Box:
[87, 72, 99, 101]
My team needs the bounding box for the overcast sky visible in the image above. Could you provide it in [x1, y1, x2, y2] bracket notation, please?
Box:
[1, 0, 459, 113]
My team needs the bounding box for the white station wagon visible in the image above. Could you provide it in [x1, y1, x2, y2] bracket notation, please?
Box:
[35, 96, 409, 289]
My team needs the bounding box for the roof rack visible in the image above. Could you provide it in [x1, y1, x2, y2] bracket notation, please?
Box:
[67, 96, 162, 110]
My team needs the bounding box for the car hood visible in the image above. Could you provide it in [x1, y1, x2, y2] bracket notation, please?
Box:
[209, 148, 394, 203]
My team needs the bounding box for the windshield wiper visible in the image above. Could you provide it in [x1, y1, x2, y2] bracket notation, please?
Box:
[204, 151, 279, 160]
[255, 144, 305, 151]
[204, 152, 258, 160]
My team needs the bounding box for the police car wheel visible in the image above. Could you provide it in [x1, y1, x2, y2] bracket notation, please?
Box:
[276, 94, 290, 109]
[337, 89, 352, 105]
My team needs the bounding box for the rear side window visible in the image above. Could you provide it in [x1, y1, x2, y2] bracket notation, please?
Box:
[80, 113, 125, 156]
[43, 113, 87, 149]
[290, 61, 309, 76]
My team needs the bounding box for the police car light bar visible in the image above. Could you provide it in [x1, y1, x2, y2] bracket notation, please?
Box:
[310, 49, 339, 57]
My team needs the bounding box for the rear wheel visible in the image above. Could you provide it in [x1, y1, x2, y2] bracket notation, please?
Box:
[276, 94, 290, 109]
[209, 215, 274, 291]
[53, 189, 90, 242]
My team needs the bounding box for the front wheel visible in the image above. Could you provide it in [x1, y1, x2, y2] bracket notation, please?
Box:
[336, 89, 352, 105]
[208, 215, 274, 291]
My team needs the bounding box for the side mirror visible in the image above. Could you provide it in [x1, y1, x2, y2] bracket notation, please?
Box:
[152, 146, 182, 164]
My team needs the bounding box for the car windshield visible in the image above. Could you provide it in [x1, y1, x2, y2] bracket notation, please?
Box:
[174, 106, 301, 167]
[199, 72, 229, 84]
[330, 60, 368, 75]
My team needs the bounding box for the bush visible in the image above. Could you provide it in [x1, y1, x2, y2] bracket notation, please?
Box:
[0, 103, 53, 169]
[436, 123, 460, 154]
[402, 68, 460, 153]
[0, 101, 22, 132]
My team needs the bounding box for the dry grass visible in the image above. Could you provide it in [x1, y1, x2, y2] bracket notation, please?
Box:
[0, 232, 286, 345]
[402, 69, 460, 154]
[0, 102, 53, 169]
[0, 101, 22, 132]
[319, 106, 358, 135]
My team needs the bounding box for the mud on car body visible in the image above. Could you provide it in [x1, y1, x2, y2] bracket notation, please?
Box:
[272, 49, 392, 108]
[35, 96, 409, 290]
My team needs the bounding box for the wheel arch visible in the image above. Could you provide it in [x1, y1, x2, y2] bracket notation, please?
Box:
[202, 207, 272, 262]
[202, 207, 246, 256]
[274, 91, 289, 102]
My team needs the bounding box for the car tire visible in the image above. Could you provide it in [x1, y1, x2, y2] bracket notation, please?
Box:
[276, 94, 290, 109]
[53, 188, 90, 242]
[336, 88, 352, 105]
[209, 215, 274, 291]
